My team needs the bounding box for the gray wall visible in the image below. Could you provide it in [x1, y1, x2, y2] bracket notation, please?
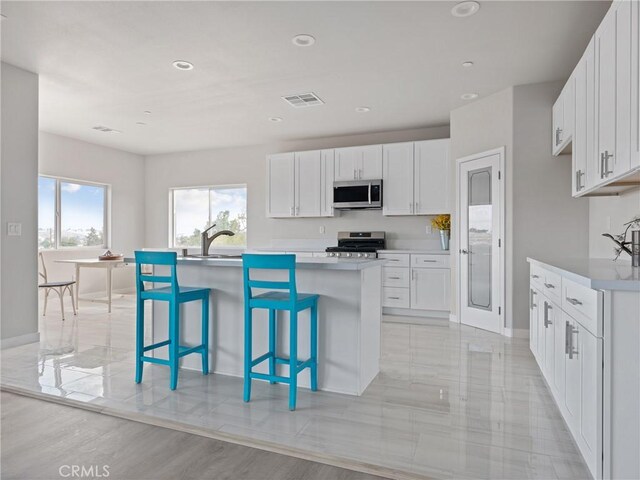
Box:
[512, 82, 589, 330]
[589, 189, 640, 258]
[1, 63, 39, 343]
[145, 125, 450, 250]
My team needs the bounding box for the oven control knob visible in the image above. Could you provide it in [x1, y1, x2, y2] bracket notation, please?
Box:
[357, 253, 363, 258]
[327, 252, 332, 257]
[345, 252, 352, 258]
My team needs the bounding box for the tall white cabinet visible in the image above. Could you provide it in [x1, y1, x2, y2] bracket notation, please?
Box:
[382, 138, 450, 216]
[266, 150, 334, 218]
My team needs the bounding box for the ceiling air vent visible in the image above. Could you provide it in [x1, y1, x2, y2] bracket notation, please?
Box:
[92, 125, 121, 134]
[282, 92, 324, 108]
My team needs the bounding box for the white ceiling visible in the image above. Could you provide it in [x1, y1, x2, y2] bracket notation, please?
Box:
[1, 1, 609, 155]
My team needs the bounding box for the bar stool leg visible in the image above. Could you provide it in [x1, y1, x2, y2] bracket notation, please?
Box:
[269, 309, 276, 384]
[310, 301, 318, 392]
[135, 297, 144, 384]
[201, 294, 209, 375]
[169, 301, 179, 391]
[289, 309, 298, 411]
[243, 305, 252, 402]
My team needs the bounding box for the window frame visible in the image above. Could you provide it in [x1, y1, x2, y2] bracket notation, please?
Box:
[169, 184, 247, 249]
[38, 174, 110, 250]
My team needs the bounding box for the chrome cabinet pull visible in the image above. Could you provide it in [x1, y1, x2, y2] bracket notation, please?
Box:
[544, 302, 553, 328]
[530, 289, 537, 310]
[388, 276, 401, 280]
[388, 296, 401, 300]
[602, 150, 614, 177]
[368, 183, 372, 205]
[290, 206, 294, 216]
[575, 170, 585, 191]
[422, 260, 437, 263]
[544, 282, 555, 289]
[565, 321, 571, 354]
[568, 324, 579, 359]
[566, 297, 582, 306]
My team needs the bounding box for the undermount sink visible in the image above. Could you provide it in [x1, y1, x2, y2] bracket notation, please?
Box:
[183, 254, 242, 259]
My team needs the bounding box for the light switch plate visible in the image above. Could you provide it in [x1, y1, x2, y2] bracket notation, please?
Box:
[7, 222, 21, 236]
[319, 226, 325, 234]
[426, 225, 433, 235]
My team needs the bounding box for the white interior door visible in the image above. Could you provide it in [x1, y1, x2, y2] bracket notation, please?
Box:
[458, 150, 503, 334]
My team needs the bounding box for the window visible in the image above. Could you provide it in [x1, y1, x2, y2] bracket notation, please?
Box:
[38, 175, 109, 249]
[171, 185, 247, 248]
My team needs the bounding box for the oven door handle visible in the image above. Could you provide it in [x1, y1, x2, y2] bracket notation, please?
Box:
[368, 182, 372, 205]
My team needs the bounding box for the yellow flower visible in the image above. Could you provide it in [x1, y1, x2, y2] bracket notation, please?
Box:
[431, 214, 450, 231]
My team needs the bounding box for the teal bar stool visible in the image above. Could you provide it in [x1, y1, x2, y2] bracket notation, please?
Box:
[134, 251, 210, 390]
[242, 254, 319, 411]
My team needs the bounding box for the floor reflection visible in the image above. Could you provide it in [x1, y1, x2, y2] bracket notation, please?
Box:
[0, 298, 591, 479]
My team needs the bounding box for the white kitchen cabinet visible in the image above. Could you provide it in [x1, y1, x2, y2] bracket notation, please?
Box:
[595, 1, 631, 184]
[634, 0, 640, 169]
[266, 152, 295, 217]
[553, 300, 566, 401]
[334, 145, 382, 181]
[414, 139, 450, 214]
[552, 77, 574, 155]
[529, 287, 540, 361]
[295, 150, 322, 217]
[542, 299, 556, 381]
[410, 267, 450, 311]
[382, 142, 414, 215]
[320, 149, 335, 217]
[267, 150, 327, 218]
[573, 39, 595, 195]
[564, 312, 581, 433]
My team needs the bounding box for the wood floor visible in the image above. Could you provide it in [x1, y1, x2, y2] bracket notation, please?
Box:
[0, 392, 385, 480]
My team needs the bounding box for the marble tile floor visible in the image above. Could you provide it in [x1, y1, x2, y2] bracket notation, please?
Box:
[0, 296, 592, 479]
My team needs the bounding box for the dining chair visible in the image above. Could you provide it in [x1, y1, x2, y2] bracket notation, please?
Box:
[38, 252, 77, 321]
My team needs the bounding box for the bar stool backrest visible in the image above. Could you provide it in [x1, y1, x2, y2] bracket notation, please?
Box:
[242, 254, 297, 303]
[134, 251, 179, 296]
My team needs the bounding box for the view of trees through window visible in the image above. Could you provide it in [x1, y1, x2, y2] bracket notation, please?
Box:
[38, 176, 107, 249]
[173, 186, 247, 247]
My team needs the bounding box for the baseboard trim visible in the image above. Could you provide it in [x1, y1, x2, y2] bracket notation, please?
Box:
[504, 327, 529, 339]
[449, 313, 458, 323]
[1, 332, 40, 350]
[382, 307, 449, 319]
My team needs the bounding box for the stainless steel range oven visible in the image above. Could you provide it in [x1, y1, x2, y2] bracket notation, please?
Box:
[325, 231, 386, 258]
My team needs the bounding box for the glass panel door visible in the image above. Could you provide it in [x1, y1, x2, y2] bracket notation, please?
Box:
[467, 167, 492, 310]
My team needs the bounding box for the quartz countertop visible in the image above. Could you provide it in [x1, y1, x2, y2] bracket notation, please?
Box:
[527, 257, 640, 292]
[126, 256, 386, 271]
[378, 249, 450, 255]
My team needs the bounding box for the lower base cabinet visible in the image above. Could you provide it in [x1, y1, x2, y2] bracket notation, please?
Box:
[530, 265, 603, 479]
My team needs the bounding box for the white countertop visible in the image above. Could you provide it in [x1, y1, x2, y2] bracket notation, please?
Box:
[126, 256, 386, 271]
[527, 257, 640, 292]
[379, 249, 450, 255]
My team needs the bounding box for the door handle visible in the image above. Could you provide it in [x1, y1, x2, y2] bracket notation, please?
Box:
[460, 249, 469, 255]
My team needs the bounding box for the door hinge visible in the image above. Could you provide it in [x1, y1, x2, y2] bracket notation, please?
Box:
[498, 306, 502, 315]
[498, 239, 501, 247]
[498, 171, 501, 180]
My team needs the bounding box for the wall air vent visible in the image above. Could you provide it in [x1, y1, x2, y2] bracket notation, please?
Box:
[282, 92, 324, 108]
[92, 125, 121, 134]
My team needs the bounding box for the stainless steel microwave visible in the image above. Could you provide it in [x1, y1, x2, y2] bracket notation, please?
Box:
[333, 180, 382, 210]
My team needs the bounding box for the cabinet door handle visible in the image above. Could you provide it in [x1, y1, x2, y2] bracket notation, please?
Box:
[603, 150, 614, 177]
[295, 206, 299, 216]
[368, 183, 372, 205]
[566, 297, 582, 306]
[565, 321, 571, 355]
[544, 302, 552, 327]
[388, 276, 401, 280]
[568, 324, 579, 359]
[544, 282, 555, 289]
[531, 274, 540, 279]
[530, 289, 537, 310]
[575, 170, 585, 191]
[290, 206, 294, 216]
[388, 296, 401, 300]
[422, 260, 437, 263]
[415, 202, 419, 212]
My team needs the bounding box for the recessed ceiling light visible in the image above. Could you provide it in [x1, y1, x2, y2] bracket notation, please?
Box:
[462, 61, 474, 68]
[451, 1, 480, 17]
[172, 60, 194, 71]
[461, 93, 479, 100]
[136, 122, 147, 126]
[143, 110, 151, 115]
[355, 106, 371, 113]
[292, 34, 316, 47]
[268, 117, 283, 123]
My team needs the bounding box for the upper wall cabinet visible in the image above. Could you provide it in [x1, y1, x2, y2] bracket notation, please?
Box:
[557, 0, 640, 197]
[267, 150, 334, 218]
[553, 75, 575, 155]
[382, 139, 450, 216]
[334, 145, 382, 181]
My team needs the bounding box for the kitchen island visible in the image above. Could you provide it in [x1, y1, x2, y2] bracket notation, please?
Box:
[137, 256, 384, 396]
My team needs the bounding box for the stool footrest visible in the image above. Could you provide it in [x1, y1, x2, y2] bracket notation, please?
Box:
[251, 352, 273, 367]
[178, 344, 205, 357]
[141, 356, 170, 366]
[250, 372, 290, 384]
[143, 340, 170, 352]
